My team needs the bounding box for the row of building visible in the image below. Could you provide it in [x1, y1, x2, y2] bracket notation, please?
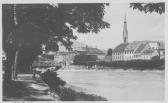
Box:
[105, 41, 164, 62]
[33, 15, 165, 66]
[33, 41, 106, 66]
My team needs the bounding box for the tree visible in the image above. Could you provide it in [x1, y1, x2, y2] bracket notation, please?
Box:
[130, 2, 165, 14]
[107, 48, 112, 56]
[3, 4, 110, 81]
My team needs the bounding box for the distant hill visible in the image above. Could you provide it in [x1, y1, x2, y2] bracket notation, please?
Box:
[46, 40, 106, 55]
[59, 40, 92, 52]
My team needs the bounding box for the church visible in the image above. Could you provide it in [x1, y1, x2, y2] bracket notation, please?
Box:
[105, 15, 164, 62]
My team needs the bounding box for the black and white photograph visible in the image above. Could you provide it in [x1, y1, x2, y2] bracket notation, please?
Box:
[1, 0, 166, 102]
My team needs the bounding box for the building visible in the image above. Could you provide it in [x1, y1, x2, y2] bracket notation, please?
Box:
[105, 14, 164, 62]
[73, 46, 106, 64]
[41, 41, 106, 66]
[158, 42, 165, 59]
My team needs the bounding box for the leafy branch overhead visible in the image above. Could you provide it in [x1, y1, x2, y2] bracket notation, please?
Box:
[130, 3, 165, 14]
[3, 4, 110, 52]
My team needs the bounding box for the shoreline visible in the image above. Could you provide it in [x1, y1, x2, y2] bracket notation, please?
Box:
[50, 84, 107, 101]
[59, 65, 165, 72]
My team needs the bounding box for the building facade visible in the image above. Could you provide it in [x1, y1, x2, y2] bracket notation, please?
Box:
[105, 15, 164, 62]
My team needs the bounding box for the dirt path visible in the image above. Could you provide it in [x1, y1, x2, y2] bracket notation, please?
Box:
[3, 74, 57, 101]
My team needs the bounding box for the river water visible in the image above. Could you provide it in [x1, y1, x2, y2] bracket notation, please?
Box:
[57, 67, 164, 101]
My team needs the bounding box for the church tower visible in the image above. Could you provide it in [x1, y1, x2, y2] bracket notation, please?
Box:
[123, 14, 128, 43]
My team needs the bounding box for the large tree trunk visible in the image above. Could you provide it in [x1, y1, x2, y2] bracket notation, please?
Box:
[4, 50, 15, 81]
[13, 50, 19, 80]
[4, 59, 13, 81]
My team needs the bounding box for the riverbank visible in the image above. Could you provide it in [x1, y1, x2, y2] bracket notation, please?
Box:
[40, 70, 107, 101]
[3, 74, 107, 101]
[61, 65, 165, 72]
[73, 59, 165, 70]
[56, 85, 107, 101]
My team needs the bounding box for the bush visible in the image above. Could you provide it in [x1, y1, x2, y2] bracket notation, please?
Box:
[58, 87, 107, 101]
[40, 70, 66, 92]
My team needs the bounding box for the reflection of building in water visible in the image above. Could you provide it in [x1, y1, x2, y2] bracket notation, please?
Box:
[104, 15, 165, 62]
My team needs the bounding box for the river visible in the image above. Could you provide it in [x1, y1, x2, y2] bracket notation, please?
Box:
[57, 66, 164, 101]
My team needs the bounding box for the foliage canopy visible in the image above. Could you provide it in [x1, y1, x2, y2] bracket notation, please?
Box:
[130, 3, 165, 14]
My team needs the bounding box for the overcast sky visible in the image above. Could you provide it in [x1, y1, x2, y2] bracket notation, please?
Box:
[74, 3, 165, 50]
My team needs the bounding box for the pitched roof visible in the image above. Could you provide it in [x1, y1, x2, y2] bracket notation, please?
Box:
[125, 42, 142, 51]
[134, 43, 148, 53]
[83, 47, 105, 55]
[113, 43, 129, 53]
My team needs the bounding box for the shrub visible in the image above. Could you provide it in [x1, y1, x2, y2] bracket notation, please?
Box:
[58, 87, 107, 101]
[40, 70, 66, 91]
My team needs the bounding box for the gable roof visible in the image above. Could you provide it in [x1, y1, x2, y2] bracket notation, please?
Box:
[134, 43, 148, 53]
[113, 43, 129, 53]
[113, 41, 151, 53]
[82, 47, 105, 55]
[125, 42, 143, 52]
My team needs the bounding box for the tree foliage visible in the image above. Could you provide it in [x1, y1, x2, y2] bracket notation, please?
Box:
[2, 4, 110, 80]
[3, 4, 110, 51]
[130, 2, 165, 14]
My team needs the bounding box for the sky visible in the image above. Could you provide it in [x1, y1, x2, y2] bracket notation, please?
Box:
[74, 3, 165, 50]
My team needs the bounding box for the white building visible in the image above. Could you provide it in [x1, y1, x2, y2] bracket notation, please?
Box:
[104, 15, 164, 62]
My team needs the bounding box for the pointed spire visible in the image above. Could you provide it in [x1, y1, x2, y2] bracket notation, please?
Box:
[124, 13, 127, 22]
[123, 13, 128, 43]
[13, 4, 18, 25]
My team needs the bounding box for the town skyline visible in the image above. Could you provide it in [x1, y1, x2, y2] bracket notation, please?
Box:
[75, 3, 165, 50]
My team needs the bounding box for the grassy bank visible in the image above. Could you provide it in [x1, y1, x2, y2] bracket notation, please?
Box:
[40, 70, 107, 101]
[56, 87, 107, 101]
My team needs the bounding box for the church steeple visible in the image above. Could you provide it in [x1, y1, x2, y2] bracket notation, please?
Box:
[123, 13, 128, 43]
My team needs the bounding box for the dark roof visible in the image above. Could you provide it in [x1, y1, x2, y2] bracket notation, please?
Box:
[82, 47, 105, 55]
[134, 43, 147, 53]
[113, 41, 151, 53]
[125, 42, 142, 51]
[113, 43, 129, 53]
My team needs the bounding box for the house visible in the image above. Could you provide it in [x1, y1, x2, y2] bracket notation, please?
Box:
[73, 46, 106, 63]
[140, 49, 159, 60]
[104, 14, 164, 62]
[158, 41, 165, 59]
